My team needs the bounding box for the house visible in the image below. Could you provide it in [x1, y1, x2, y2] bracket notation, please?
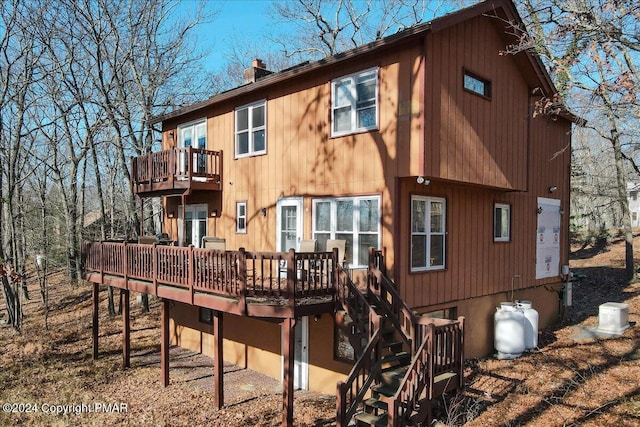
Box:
[82, 0, 579, 425]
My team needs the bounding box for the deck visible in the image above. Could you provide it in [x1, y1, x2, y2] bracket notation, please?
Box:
[131, 147, 222, 197]
[82, 241, 338, 318]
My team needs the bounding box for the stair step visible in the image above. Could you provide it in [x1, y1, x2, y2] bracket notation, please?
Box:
[372, 383, 397, 398]
[382, 340, 403, 353]
[381, 365, 409, 387]
[380, 351, 410, 369]
[354, 411, 387, 427]
[364, 397, 388, 412]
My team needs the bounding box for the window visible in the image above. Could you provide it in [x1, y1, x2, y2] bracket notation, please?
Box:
[236, 201, 247, 233]
[235, 101, 266, 157]
[463, 69, 491, 98]
[331, 68, 378, 136]
[313, 196, 380, 267]
[631, 191, 638, 201]
[411, 196, 446, 271]
[633, 212, 638, 222]
[494, 203, 511, 242]
[334, 326, 355, 362]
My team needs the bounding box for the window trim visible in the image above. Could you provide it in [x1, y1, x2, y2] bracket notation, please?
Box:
[463, 68, 491, 100]
[410, 195, 447, 272]
[494, 203, 511, 242]
[236, 201, 247, 234]
[330, 67, 379, 137]
[312, 195, 381, 268]
[235, 100, 267, 158]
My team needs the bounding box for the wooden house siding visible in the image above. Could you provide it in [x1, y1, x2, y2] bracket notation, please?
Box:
[157, 11, 571, 310]
[397, 106, 570, 310]
[423, 16, 529, 190]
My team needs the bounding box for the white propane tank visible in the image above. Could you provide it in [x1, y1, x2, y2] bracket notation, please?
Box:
[516, 300, 539, 350]
[494, 302, 525, 359]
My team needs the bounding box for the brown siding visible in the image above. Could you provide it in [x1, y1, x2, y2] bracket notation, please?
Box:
[423, 16, 529, 190]
[399, 106, 571, 310]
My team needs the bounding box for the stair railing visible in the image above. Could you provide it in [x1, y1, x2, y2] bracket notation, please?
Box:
[335, 266, 384, 427]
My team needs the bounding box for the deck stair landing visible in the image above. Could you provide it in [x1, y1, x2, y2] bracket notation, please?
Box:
[336, 249, 465, 427]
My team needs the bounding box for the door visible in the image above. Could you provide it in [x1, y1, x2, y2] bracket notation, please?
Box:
[294, 317, 309, 390]
[179, 121, 206, 176]
[179, 204, 208, 248]
[282, 317, 309, 390]
[276, 197, 303, 252]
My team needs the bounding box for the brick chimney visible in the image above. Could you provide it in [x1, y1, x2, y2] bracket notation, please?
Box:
[243, 58, 273, 83]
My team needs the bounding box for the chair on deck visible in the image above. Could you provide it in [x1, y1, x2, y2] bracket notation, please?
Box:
[326, 239, 347, 269]
[299, 239, 317, 252]
[202, 236, 226, 251]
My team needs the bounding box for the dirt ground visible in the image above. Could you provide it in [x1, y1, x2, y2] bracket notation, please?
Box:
[0, 236, 639, 426]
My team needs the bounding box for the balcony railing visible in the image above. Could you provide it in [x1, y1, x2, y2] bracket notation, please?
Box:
[82, 241, 338, 317]
[131, 147, 222, 196]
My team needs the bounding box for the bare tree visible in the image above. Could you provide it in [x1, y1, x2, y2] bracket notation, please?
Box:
[268, 0, 470, 59]
[506, 0, 640, 279]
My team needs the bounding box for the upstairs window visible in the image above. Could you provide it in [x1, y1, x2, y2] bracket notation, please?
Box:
[494, 203, 511, 242]
[331, 68, 378, 136]
[463, 69, 491, 99]
[411, 196, 446, 271]
[235, 101, 266, 158]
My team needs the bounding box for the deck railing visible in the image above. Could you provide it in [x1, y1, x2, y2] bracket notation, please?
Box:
[82, 241, 337, 313]
[131, 147, 222, 193]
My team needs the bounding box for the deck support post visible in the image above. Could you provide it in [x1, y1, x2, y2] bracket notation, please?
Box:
[213, 310, 224, 408]
[282, 317, 296, 427]
[121, 289, 130, 368]
[161, 299, 170, 387]
[92, 283, 99, 360]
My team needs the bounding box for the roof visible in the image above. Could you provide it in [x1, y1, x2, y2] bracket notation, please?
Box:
[151, 0, 580, 125]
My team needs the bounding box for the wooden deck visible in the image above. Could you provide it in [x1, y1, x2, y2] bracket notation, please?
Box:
[82, 241, 338, 318]
[131, 147, 222, 196]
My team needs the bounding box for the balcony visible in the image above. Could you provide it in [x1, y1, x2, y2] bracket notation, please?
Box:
[131, 148, 222, 197]
[82, 241, 338, 318]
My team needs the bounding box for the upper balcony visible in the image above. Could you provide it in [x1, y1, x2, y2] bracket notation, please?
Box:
[131, 148, 222, 197]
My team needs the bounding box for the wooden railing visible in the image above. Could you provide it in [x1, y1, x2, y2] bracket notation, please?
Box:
[82, 241, 336, 314]
[386, 318, 465, 426]
[131, 147, 222, 193]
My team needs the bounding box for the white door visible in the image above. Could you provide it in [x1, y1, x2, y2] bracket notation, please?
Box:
[179, 204, 207, 247]
[282, 317, 309, 390]
[178, 121, 206, 176]
[276, 197, 303, 252]
[294, 316, 309, 390]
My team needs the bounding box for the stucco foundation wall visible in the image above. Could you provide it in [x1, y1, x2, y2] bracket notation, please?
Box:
[169, 303, 351, 394]
[417, 284, 561, 358]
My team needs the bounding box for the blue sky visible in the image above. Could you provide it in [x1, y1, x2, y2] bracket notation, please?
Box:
[185, 0, 274, 72]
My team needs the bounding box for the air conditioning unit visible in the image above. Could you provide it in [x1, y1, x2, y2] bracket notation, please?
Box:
[597, 302, 629, 334]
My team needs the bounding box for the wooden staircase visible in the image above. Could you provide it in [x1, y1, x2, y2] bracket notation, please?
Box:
[335, 249, 465, 427]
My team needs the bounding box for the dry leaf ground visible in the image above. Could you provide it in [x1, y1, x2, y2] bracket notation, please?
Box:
[1, 236, 639, 426]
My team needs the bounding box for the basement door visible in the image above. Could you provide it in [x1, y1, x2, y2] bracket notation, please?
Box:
[282, 316, 309, 390]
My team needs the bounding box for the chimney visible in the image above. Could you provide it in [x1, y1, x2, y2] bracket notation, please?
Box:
[243, 58, 273, 83]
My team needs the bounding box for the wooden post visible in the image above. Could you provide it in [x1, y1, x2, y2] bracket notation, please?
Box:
[121, 289, 130, 368]
[287, 249, 296, 309]
[92, 283, 99, 360]
[282, 317, 295, 427]
[161, 299, 170, 387]
[213, 310, 224, 408]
